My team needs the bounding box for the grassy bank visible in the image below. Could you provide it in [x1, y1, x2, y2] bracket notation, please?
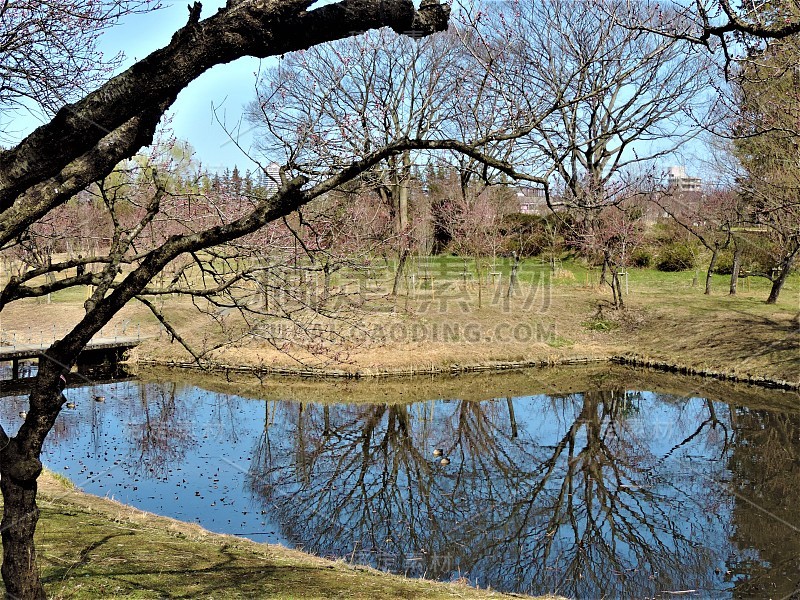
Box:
[2, 259, 797, 383]
[137, 263, 799, 383]
[23, 470, 541, 599]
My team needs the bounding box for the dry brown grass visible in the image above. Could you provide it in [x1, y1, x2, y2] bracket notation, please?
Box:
[2, 266, 797, 382]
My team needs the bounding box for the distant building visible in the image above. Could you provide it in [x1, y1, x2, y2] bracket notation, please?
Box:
[516, 186, 548, 215]
[259, 162, 281, 193]
[666, 166, 702, 192]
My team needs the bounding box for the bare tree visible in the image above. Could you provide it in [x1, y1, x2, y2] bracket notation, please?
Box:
[464, 0, 711, 307]
[731, 37, 800, 304]
[434, 181, 511, 307]
[530, 0, 710, 209]
[655, 187, 743, 295]
[579, 197, 647, 308]
[0, 0, 160, 122]
[626, 0, 800, 61]
[247, 26, 489, 293]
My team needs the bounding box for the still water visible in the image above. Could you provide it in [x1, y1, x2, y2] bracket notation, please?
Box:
[6, 368, 800, 598]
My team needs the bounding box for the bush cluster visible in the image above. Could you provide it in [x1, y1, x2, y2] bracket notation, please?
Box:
[713, 250, 735, 274]
[656, 242, 696, 272]
[630, 247, 653, 268]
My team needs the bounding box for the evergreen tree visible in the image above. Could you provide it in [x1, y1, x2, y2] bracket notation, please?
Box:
[231, 166, 243, 194]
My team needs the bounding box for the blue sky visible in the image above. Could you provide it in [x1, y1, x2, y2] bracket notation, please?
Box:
[12, 2, 269, 172]
[105, 1, 268, 172]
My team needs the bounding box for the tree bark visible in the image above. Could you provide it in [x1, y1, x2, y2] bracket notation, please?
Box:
[766, 266, 790, 304]
[396, 151, 411, 233]
[506, 252, 519, 299]
[0, 472, 45, 600]
[705, 247, 718, 295]
[729, 239, 742, 295]
[0, 353, 81, 599]
[611, 268, 624, 309]
[0, 0, 450, 248]
[766, 250, 798, 304]
[475, 257, 484, 309]
[599, 255, 608, 286]
[391, 247, 410, 296]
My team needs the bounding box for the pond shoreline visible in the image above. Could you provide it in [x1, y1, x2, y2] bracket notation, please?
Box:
[36, 368, 799, 598]
[135, 352, 799, 391]
[610, 355, 799, 391]
[28, 470, 535, 599]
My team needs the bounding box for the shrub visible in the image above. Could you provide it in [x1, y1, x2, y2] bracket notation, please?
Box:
[499, 213, 547, 257]
[630, 247, 653, 268]
[657, 242, 696, 272]
[582, 316, 619, 332]
[650, 221, 690, 245]
[713, 250, 735, 275]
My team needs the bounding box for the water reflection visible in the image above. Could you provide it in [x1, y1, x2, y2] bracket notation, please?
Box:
[726, 409, 800, 599]
[18, 372, 800, 598]
[245, 391, 732, 597]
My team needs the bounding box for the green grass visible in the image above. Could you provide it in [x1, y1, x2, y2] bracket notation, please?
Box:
[395, 254, 798, 298]
[546, 335, 575, 348]
[26, 471, 534, 600]
[15, 252, 798, 309]
[47, 470, 77, 490]
[581, 317, 619, 332]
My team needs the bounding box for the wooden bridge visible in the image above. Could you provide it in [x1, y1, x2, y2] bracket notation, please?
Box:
[0, 369, 135, 397]
[0, 337, 141, 380]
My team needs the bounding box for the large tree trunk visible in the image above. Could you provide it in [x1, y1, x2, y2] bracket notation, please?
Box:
[0, 470, 45, 600]
[766, 267, 790, 304]
[705, 247, 719, 295]
[391, 246, 410, 296]
[0, 401, 57, 600]
[0, 350, 96, 598]
[387, 152, 412, 298]
[766, 251, 798, 304]
[729, 240, 742, 295]
[397, 151, 410, 233]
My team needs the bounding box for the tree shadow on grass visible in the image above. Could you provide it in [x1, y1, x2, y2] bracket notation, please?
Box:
[717, 309, 799, 377]
[36, 516, 441, 599]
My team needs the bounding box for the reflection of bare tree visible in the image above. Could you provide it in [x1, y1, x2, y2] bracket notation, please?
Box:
[128, 382, 196, 475]
[725, 409, 800, 599]
[0, 393, 74, 443]
[245, 390, 729, 597]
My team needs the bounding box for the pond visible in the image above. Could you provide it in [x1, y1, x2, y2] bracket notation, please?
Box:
[4, 366, 799, 598]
